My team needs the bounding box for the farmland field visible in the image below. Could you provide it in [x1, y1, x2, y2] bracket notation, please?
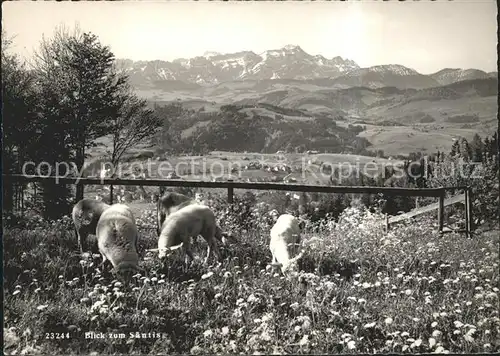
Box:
[84, 142, 403, 188]
[4, 199, 499, 355]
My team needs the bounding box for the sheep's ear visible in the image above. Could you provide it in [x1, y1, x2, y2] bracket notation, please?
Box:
[168, 242, 184, 251]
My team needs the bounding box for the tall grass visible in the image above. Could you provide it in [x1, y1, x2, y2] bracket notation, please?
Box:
[3, 203, 499, 354]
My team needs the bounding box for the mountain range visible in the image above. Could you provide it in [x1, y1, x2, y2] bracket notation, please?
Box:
[115, 45, 497, 156]
[116, 44, 497, 89]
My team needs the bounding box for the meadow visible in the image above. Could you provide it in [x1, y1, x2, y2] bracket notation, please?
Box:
[84, 140, 401, 189]
[3, 195, 499, 355]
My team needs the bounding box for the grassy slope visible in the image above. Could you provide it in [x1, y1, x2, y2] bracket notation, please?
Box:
[358, 126, 491, 156]
[4, 206, 499, 355]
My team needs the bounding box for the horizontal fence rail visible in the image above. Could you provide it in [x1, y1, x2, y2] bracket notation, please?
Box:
[3, 174, 472, 236]
[3, 174, 446, 197]
[388, 193, 466, 225]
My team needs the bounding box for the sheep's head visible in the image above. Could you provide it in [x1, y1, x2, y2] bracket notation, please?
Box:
[112, 263, 144, 281]
[281, 250, 304, 275]
[148, 243, 184, 260]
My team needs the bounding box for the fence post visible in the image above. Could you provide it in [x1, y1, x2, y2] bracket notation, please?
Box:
[438, 190, 445, 233]
[464, 187, 469, 238]
[467, 187, 473, 235]
[76, 182, 84, 202]
[227, 186, 234, 204]
[109, 185, 114, 204]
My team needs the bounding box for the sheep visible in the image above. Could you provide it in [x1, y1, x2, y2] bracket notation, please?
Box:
[152, 204, 222, 266]
[72, 198, 110, 253]
[269, 214, 305, 274]
[95, 203, 141, 277]
[156, 191, 237, 245]
[156, 192, 195, 236]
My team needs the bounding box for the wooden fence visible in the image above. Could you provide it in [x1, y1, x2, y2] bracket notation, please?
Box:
[3, 174, 473, 236]
[386, 192, 472, 236]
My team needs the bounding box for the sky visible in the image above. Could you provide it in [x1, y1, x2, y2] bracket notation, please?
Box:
[2, 0, 498, 74]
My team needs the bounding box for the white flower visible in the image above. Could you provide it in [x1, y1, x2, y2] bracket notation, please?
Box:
[201, 272, 214, 280]
[432, 330, 442, 338]
[429, 337, 436, 348]
[434, 346, 446, 353]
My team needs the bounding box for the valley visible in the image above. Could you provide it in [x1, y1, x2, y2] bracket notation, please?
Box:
[117, 45, 497, 156]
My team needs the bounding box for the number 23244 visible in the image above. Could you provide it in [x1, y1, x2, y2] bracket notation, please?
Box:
[45, 333, 70, 339]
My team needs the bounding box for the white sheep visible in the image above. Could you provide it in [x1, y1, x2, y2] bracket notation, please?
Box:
[157, 191, 236, 245]
[269, 214, 304, 274]
[152, 204, 222, 266]
[95, 203, 141, 276]
[72, 198, 110, 253]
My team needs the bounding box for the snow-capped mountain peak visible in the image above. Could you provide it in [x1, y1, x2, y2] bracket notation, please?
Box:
[117, 45, 360, 86]
[369, 64, 419, 76]
[203, 51, 222, 59]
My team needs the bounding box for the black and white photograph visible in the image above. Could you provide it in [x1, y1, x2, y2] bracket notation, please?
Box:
[2, 0, 499, 354]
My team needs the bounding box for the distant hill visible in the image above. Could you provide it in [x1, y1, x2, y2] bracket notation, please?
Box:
[430, 68, 492, 85]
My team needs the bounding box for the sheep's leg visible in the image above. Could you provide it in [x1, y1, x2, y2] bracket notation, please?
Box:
[270, 251, 282, 273]
[204, 237, 220, 265]
[211, 238, 221, 262]
[78, 228, 88, 253]
[99, 253, 108, 271]
[183, 244, 195, 272]
[203, 244, 211, 265]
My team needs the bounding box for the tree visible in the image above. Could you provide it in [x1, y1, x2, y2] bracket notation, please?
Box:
[33, 25, 129, 202]
[470, 133, 484, 163]
[105, 90, 162, 201]
[427, 133, 499, 226]
[458, 137, 472, 161]
[450, 140, 460, 157]
[2, 31, 40, 215]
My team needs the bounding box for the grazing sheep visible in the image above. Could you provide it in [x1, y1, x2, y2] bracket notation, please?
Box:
[156, 191, 237, 245]
[96, 204, 141, 276]
[156, 192, 195, 236]
[72, 198, 110, 253]
[269, 214, 304, 274]
[154, 204, 222, 266]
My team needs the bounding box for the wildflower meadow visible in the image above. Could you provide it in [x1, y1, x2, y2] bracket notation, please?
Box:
[3, 194, 499, 355]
